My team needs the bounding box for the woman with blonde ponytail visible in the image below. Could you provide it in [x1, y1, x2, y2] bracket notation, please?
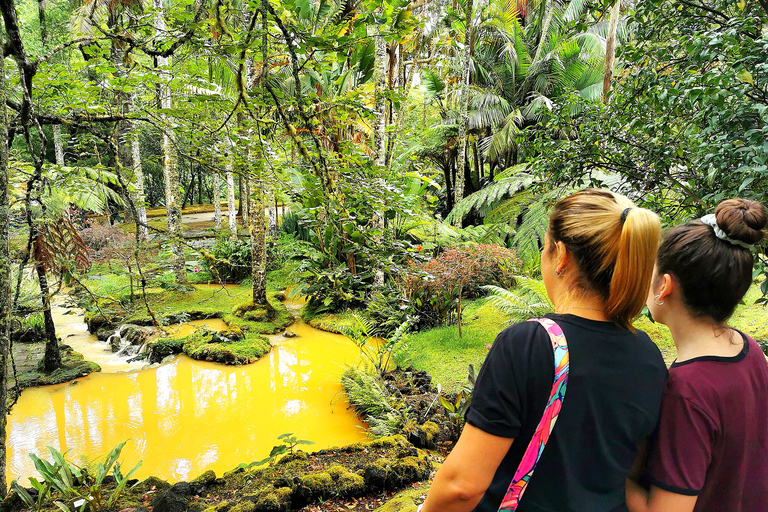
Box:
[419, 189, 668, 512]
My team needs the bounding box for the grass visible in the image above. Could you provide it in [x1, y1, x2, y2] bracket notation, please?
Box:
[394, 282, 768, 392]
[394, 300, 509, 393]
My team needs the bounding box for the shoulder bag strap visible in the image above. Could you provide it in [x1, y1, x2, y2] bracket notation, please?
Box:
[497, 318, 570, 512]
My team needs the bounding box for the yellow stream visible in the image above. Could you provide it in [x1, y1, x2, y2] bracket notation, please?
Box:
[7, 317, 368, 484]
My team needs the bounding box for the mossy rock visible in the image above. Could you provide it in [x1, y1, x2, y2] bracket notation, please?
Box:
[326, 466, 365, 496]
[300, 472, 333, 495]
[133, 476, 172, 494]
[182, 332, 271, 365]
[192, 470, 217, 486]
[250, 487, 292, 512]
[375, 495, 417, 512]
[408, 421, 440, 449]
[228, 501, 256, 512]
[147, 337, 185, 363]
[202, 501, 232, 512]
[363, 455, 432, 491]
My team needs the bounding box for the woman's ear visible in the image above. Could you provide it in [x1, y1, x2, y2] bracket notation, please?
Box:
[555, 241, 570, 275]
[657, 273, 675, 302]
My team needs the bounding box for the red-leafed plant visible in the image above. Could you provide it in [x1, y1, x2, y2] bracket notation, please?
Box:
[402, 244, 521, 335]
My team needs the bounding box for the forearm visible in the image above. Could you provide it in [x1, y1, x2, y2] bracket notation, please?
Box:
[420, 465, 486, 512]
[419, 424, 514, 512]
[625, 478, 650, 512]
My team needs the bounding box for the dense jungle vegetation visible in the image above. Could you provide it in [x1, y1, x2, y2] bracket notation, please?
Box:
[0, 0, 767, 509]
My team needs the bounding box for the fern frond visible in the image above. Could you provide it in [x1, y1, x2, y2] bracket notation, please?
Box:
[482, 279, 553, 324]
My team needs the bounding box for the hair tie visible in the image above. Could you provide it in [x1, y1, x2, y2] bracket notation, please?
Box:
[700, 214, 752, 249]
[620, 207, 632, 223]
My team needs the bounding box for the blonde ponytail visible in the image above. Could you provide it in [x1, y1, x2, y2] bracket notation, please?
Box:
[549, 189, 661, 329]
[604, 208, 661, 328]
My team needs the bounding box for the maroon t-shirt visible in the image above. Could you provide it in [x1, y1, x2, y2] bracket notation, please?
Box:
[646, 332, 768, 511]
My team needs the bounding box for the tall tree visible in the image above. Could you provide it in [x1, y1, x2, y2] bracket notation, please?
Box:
[0, 19, 10, 498]
[153, 0, 187, 283]
[452, 0, 474, 225]
[226, 155, 237, 240]
[602, 0, 621, 104]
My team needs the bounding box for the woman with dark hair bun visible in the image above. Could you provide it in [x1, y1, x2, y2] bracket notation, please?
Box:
[626, 198, 768, 512]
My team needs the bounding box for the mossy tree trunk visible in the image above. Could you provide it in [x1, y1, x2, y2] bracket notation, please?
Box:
[213, 171, 222, 229]
[36, 260, 62, 371]
[0, 24, 11, 496]
[154, 0, 187, 284]
[226, 157, 237, 240]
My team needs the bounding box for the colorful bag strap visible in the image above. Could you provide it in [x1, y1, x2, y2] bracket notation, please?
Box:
[498, 318, 570, 512]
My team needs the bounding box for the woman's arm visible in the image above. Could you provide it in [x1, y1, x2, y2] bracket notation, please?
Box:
[625, 480, 697, 512]
[420, 423, 514, 512]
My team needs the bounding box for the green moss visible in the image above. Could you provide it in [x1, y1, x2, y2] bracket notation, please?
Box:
[302, 308, 365, 334]
[420, 421, 439, 443]
[192, 470, 217, 486]
[251, 486, 291, 512]
[202, 501, 232, 512]
[132, 476, 171, 493]
[228, 501, 256, 512]
[300, 473, 333, 494]
[182, 332, 271, 365]
[374, 494, 418, 512]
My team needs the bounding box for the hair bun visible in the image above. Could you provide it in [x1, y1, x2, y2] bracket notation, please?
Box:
[715, 198, 767, 245]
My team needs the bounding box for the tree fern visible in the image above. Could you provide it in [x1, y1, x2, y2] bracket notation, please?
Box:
[510, 194, 552, 269]
[445, 164, 533, 223]
[483, 278, 553, 324]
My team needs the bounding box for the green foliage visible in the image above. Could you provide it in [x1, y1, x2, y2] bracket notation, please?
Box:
[340, 367, 407, 437]
[233, 433, 315, 471]
[482, 278, 554, 324]
[19, 442, 141, 512]
[202, 237, 252, 283]
[340, 314, 412, 376]
[365, 287, 412, 337]
[439, 364, 476, 439]
[402, 244, 522, 328]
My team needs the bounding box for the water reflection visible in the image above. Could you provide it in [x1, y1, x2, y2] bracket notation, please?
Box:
[7, 318, 367, 484]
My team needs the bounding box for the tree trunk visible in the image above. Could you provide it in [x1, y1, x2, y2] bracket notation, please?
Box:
[182, 170, 195, 209]
[36, 262, 61, 372]
[197, 168, 204, 205]
[0, 26, 11, 496]
[372, 19, 387, 286]
[213, 171, 222, 230]
[53, 125, 64, 165]
[154, 0, 187, 283]
[602, 0, 621, 104]
[373, 24, 387, 166]
[453, 0, 473, 226]
[130, 102, 148, 239]
[249, 177, 268, 307]
[226, 160, 237, 240]
[532, 0, 554, 65]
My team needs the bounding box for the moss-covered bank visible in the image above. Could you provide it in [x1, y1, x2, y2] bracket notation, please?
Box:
[1, 436, 433, 512]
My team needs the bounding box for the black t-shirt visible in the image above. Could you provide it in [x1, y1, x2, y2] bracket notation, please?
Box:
[466, 314, 668, 512]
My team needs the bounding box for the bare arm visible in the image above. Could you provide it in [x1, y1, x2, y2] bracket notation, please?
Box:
[625, 480, 698, 512]
[420, 423, 514, 512]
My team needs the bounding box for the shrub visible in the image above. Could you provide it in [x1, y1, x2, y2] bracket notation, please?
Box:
[402, 244, 522, 328]
[201, 237, 252, 283]
[79, 223, 133, 262]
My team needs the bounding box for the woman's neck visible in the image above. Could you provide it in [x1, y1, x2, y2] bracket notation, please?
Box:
[554, 295, 608, 322]
[664, 311, 742, 362]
